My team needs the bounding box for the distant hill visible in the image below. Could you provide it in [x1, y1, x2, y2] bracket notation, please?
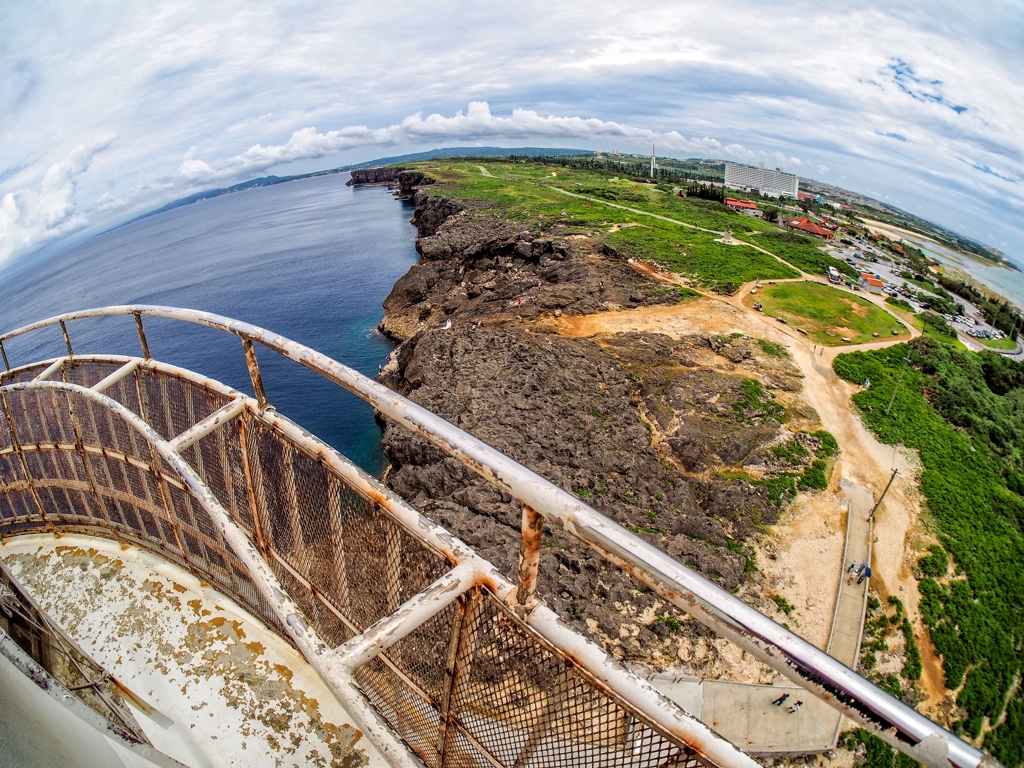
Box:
[128, 147, 593, 223]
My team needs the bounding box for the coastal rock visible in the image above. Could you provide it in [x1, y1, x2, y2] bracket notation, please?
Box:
[373, 180, 811, 664]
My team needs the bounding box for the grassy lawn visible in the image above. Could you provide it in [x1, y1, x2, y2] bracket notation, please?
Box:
[906, 314, 968, 350]
[745, 281, 908, 345]
[606, 224, 797, 291]
[979, 335, 1018, 350]
[406, 160, 800, 291]
[737, 231, 860, 279]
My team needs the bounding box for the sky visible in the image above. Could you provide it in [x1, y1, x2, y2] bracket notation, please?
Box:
[2, 0, 1023, 273]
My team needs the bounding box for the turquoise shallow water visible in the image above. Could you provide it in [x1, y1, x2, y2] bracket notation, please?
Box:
[887, 230, 1024, 309]
[0, 174, 420, 475]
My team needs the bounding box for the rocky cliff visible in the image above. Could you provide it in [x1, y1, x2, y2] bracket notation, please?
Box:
[362, 172, 810, 669]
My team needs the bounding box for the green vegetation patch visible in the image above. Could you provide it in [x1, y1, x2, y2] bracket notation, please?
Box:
[886, 296, 914, 311]
[812, 429, 839, 458]
[756, 338, 788, 357]
[833, 341, 1024, 762]
[739, 229, 859, 278]
[909, 314, 967, 350]
[841, 728, 920, 768]
[411, 160, 801, 292]
[979, 335, 1018, 351]
[749, 281, 906, 345]
[733, 378, 785, 422]
[607, 225, 797, 292]
[798, 459, 830, 490]
[771, 439, 809, 464]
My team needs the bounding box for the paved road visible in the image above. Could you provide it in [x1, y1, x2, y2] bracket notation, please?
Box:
[650, 479, 875, 755]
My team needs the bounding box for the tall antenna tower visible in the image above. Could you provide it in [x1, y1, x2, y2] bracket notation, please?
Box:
[650, 145, 656, 177]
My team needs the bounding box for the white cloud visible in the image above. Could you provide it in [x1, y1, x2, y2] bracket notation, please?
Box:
[0, 140, 112, 263]
[0, 0, 1022, 268]
[174, 102, 759, 186]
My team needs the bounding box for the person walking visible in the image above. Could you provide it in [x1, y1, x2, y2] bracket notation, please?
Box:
[788, 701, 803, 714]
[771, 693, 790, 706]
[847, 561, 860, 584]
[857, 565, 872, 585]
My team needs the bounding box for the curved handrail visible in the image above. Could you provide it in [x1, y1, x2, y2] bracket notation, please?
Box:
[0, 306, 999, 768]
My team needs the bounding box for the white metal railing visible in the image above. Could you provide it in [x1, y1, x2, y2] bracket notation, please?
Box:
[0, 306, 1001, 768]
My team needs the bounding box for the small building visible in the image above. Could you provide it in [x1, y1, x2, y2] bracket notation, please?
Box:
[860, 274, 885, 294]
[789, 217, 835, 239]
[725, 197, 761, 215]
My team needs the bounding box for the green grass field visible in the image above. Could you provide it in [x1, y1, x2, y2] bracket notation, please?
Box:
[403, 161, 802, 291]
[907, 314, 968, 350]
[979, 335, 1018, 350]
[746, 281, 907, 345]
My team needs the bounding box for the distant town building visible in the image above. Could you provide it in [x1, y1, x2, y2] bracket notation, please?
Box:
[725, 197, 761, 215]
[725, 162, 799, 199]
[789, 217, 835, 239]
[860, 274, 885, 294]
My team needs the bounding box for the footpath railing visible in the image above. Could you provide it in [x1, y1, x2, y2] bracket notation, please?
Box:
[0, 307, 998, 768]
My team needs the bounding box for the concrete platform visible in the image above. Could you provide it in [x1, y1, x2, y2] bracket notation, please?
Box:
[1, 534, 388, 768]
[650, 478, 876, 755]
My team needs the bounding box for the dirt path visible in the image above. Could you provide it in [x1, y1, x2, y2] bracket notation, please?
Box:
[553, 287, 948, 707]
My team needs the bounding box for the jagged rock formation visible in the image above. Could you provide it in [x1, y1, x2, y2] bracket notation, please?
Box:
[361, 172, 808, 665]
[347, 169, 435, 198]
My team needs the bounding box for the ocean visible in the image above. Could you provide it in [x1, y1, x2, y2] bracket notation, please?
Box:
[0, 174, 420, 475]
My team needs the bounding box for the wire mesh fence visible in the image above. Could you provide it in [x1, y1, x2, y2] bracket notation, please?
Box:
[0, 358, 704, 768]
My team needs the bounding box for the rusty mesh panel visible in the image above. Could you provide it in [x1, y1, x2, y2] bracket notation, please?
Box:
[354, 656, 445, 768]
[244, 414, 450, 637]
[1, 363, 709, 768]
[443, 592, 695, 768]
[138, 368, 227, 441]
[387, 600, 460, 705]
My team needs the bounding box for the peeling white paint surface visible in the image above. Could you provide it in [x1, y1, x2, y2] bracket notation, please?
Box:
[0, 534, 389, 768]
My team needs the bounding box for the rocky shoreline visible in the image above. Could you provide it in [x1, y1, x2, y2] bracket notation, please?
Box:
[360, 171, 815, 671]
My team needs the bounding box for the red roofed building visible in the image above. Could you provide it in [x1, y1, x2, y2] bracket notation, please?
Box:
[789, 217, 835, 239]
[725, 197, 760, 215]
[860, 274, 885, 294]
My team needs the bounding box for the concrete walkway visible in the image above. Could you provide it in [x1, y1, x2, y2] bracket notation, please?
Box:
[649, 479, 875, 756]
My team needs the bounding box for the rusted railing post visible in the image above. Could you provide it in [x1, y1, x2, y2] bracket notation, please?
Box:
[0, 340, 9, 372]
[59, 320, 74, 356]
[241, 338, 268, 409]
[436, 589, 479, 765]
[516, 504, 543, 610]
[133, 313, 151, 359]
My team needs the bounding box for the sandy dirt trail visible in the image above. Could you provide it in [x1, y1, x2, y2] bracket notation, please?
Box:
[554, 288, 949, 706]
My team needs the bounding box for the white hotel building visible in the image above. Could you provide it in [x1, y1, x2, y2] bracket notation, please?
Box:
[724, 162, 800, 199]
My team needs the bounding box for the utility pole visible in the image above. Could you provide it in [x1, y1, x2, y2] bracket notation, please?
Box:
[885, 355, 913, 416]
[869, 468, 899, 521]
